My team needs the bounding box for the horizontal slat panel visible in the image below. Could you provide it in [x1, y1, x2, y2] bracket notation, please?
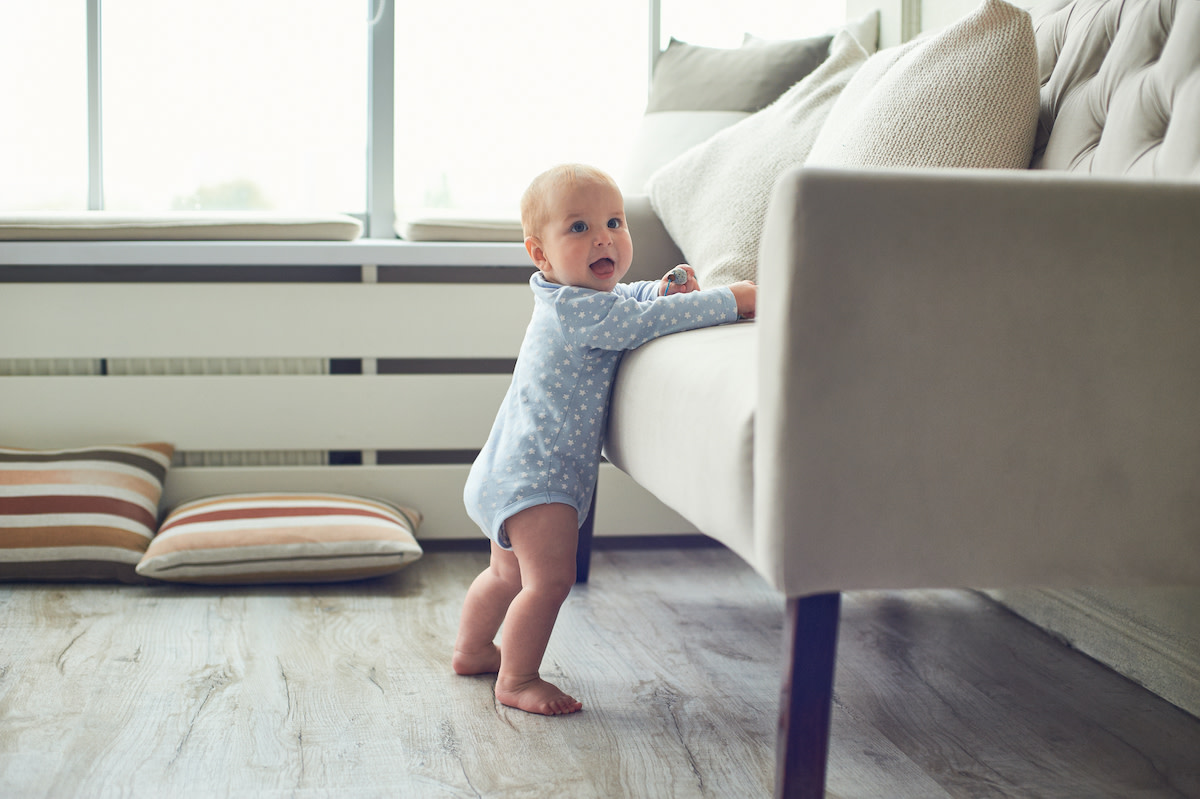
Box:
[0, 374, 510, 450]
[161, 463, 698, 540]
[0, 283, 531, 359]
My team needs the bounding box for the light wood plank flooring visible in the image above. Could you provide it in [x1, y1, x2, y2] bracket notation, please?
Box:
[1, 544, 1197, 798]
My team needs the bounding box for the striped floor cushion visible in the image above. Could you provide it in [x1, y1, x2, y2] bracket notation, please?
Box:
[136, 493, 423, 584]
[0, 443, 175, 582]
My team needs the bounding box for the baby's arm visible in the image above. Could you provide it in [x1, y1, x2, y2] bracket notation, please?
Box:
[560, 284, 740, 352]
[617, 273, 756, 318]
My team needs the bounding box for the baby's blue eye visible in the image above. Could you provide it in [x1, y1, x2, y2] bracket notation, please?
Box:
[607, 218, 622, 229]
[570, 221, 587, 233]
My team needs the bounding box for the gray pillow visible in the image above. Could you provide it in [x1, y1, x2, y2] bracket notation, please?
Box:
[621, 33, 833, 193]
[646, 35, 834, 113]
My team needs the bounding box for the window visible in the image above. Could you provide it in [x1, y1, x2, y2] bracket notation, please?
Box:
[0, 2, 88, 211]
[392, 0, 648, 221]
[1, 0, 845, 232]
[101, 0, 366, 214]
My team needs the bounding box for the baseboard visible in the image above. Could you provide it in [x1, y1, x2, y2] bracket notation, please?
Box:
[985, 587, 1200, 719]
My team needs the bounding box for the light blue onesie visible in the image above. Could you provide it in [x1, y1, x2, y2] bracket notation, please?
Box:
[464, 271, 739, 548]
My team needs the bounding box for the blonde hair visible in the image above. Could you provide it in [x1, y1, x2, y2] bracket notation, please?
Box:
[520, 164, 621, 239]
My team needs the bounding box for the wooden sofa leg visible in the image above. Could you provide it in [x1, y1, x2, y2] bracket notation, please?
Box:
[776, 592, 841, 799]
[575, 492, 597, 584]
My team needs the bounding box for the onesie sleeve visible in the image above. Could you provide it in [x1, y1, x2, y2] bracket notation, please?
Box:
[613, 280, 662, 303]
[554, 285, 739, 353]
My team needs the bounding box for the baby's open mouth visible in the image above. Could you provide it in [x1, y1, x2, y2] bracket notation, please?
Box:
[590, 257, 615, 278]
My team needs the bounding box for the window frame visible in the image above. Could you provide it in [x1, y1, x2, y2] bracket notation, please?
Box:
[80, 0, 666, 239]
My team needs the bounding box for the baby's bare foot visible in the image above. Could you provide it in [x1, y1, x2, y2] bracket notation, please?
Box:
[452, 643, 501, 675]
[495, 676, 582, 716]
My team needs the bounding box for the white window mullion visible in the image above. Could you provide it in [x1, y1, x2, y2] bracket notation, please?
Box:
[649, 0, 662, 75]
[367, 0, 395, 239]
[87, 0, 104, 210]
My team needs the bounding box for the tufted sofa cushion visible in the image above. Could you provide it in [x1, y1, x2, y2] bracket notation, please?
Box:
[1029, 0, 1200, 177]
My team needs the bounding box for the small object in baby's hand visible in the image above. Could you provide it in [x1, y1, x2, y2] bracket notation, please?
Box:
[665, 266, 688, 294]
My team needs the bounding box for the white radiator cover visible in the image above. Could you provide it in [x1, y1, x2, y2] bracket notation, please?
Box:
[6, 356, 328, 467]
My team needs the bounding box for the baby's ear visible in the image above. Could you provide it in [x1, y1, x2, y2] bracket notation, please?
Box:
[525, 235, 547, 268]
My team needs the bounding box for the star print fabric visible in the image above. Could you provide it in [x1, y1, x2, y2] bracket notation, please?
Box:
[463, 271, 739, 548]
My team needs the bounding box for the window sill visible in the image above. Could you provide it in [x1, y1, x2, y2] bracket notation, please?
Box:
[0, 238, 531, 268]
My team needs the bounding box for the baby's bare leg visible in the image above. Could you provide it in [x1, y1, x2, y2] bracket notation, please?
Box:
[453, 542, 521, 675]
[495, 503, 582, 715]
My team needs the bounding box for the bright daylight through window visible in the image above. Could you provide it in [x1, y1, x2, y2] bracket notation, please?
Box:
[0, 0, 843, 231]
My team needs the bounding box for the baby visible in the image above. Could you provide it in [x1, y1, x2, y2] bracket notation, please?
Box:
[453, 163, 756, 715]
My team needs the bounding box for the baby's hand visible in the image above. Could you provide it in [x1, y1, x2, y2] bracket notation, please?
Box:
[728, 281, 757, 320]
[660, 264, 699, 296]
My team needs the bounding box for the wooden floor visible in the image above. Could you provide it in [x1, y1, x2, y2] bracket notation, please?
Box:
[1, 544, 1197, 798]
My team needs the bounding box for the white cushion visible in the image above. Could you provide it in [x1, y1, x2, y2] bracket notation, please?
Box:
[620, 111, 751, 195]
[745, 9, 882, 54]
[0, 211, 363, 241]
[838, 8, 882, 53]
[806, 0, 1040, 170]
[646, 32, 869, 287]
[399, 212, 524, 242]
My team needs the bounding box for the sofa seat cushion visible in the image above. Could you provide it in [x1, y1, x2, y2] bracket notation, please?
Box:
[605, 322, 756, 561]
[0, 211, 363, 241]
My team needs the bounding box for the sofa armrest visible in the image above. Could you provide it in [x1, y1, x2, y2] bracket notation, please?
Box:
[755, 167, 1200, 596]
[624, 194, 686, 283]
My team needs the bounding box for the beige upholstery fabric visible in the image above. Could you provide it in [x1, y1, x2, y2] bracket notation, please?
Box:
[754, 167, 1200, 596]
[610, 0, 1200, 601]
[806, 0, 1040, 170]
[647, 33, 868, 287]
[0, 212, 363, 241]
[1029, 0, 1200, 176]
[605, 323, 758, 562]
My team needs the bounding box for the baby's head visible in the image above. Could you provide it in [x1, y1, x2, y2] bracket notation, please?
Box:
[521, 164, 633, 292]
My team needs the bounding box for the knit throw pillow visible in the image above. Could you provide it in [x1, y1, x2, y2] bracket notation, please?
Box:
[647, 32, 869, 287]
[806, 0, 1040, 170]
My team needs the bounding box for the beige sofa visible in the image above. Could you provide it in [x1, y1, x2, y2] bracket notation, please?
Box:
[604, 0, 1200, 795]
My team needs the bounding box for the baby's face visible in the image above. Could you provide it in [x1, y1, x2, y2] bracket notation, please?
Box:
[531, 180, 632, 292]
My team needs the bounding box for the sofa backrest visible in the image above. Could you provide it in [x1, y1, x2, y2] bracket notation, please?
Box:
[1028, 0, 1198, 177]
